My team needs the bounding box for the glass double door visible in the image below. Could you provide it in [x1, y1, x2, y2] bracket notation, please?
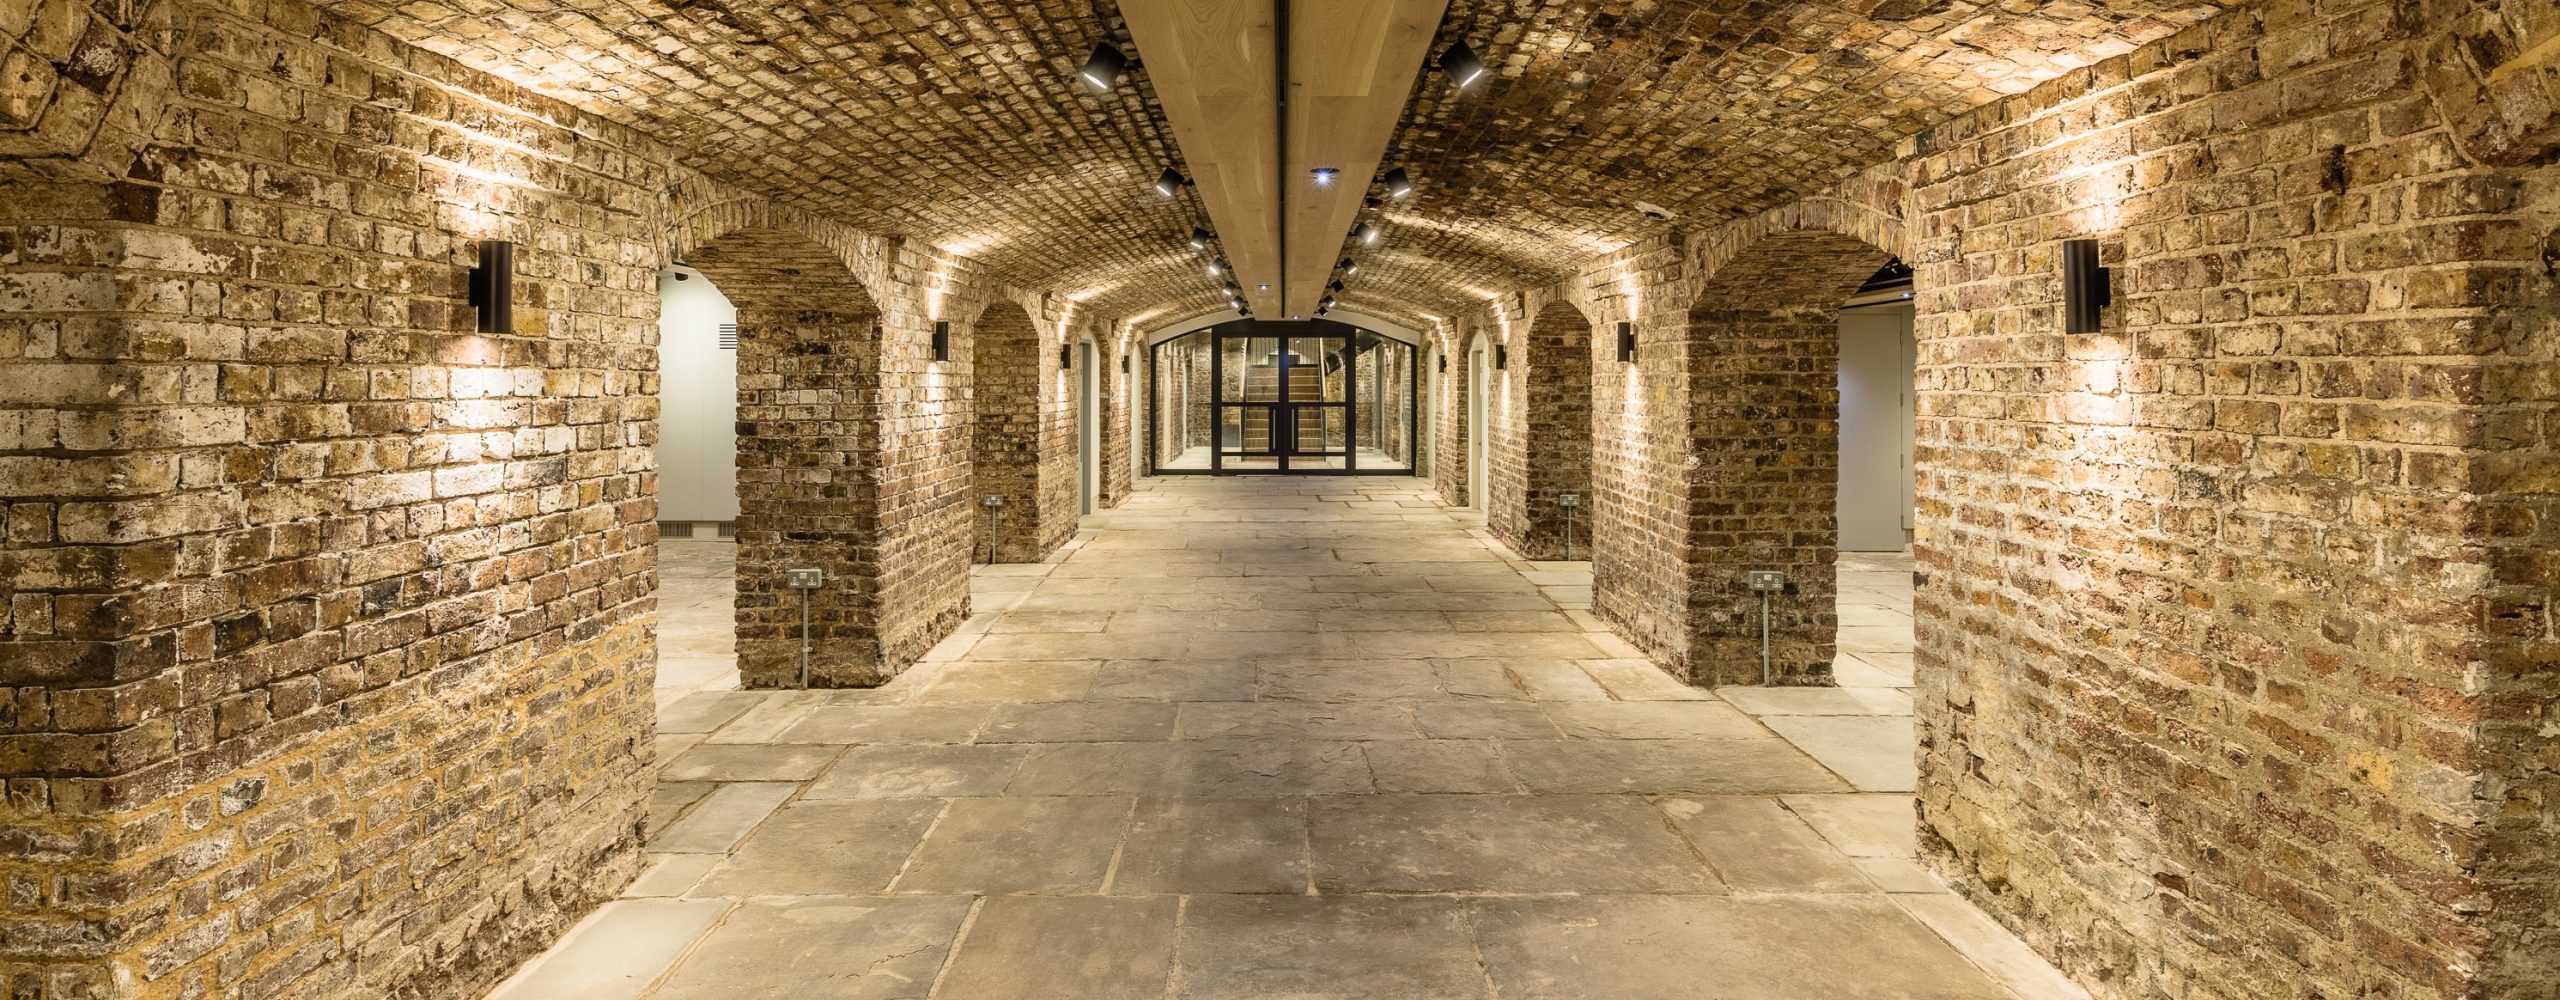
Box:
[1220, 333, 1350, 471]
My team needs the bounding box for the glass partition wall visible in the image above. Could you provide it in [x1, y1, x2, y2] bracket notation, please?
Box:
[1149, 320, 1417, 475]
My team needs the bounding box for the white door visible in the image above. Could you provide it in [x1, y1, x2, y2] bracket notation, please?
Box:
[1467, 340, 1488, 509]
[1838, 305, 1915, 551]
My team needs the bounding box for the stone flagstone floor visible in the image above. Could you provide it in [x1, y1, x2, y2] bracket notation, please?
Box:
[489, 476, 2082, 1000]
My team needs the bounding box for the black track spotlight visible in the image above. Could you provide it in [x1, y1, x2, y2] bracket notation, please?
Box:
[1327, 279, 1345, 293]
[1081, 42, 1128, 91]
[1320, 294, 1338, 310]
[1155, 167, 1186, 197]
[1381, 168, 1412, 198]
[1338, 258, 1358, 275]
[1354, 222, 1380, 246]
[1438, 41, 1488, 88]
[1189, 227, 1212, 250]
[1208, 257, 1229, 277]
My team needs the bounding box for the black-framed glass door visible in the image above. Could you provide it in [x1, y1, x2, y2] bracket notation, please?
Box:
[1150, 319, 1416, 476]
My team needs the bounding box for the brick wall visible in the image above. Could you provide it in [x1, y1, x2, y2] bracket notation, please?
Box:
[0, 2, 1105, 998]
[1502, 302, 1596, 560]
[971, 301, 1043, 562]
[1434, 2, 2560, 995]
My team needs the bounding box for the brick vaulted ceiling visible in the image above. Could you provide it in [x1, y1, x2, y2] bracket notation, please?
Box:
[326, 0, 2236, 328]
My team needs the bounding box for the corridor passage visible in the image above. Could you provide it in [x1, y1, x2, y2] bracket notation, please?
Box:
[493, 478, 2076, 999]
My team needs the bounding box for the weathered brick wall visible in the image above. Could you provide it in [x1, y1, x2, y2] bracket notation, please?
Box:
[687, 230, 889, 686]
[1441, 2, 2559, 996]
[971, 301, 1043, 561]
[1680, 232, 1889, 684]
[0, 4, 1080, 999]
[0, 2, 672, 996]
[1504, 301, 1596, 560]
[0, 0, 175, 180]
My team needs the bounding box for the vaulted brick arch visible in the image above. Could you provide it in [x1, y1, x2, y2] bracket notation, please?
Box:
[1680, 228, 1896, 685]
[969, 300, 1066, 562]
[682, 225, 896, 687]
[1496, 302, 1599, 559]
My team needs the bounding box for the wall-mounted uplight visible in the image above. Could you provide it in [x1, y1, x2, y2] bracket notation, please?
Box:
[1121, 354, 1130, 373]
[1493, 344, 1508, 369]
[1060, 344, 1074, 369]
[1155, 168, 1186, 197]
[1615, 322, 1636, 363]
[1437, 355, 1447, 373]
[932, 321, 951, 362]
[2063, 238, 2111, 334]
[469, 240, 513, 334]
[1438, 41, 1488, 88]
[1081, 43, 1128, 92]
[1381, 168, 1413, 198]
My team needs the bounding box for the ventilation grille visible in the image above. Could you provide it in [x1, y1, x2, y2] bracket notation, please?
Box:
[718, 323, 738, 350]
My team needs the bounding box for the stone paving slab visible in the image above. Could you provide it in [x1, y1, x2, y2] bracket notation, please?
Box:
[503, 476, 2071, 998]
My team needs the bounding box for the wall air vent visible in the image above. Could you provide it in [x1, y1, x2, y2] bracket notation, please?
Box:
[718, 323, 739, 350]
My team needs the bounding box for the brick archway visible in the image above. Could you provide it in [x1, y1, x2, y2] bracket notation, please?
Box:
[970, 300, 1067, 562]
[1680, 229, 1896, 685]
[1498, 302, 1599, 560]
[683, 226, 898, 687]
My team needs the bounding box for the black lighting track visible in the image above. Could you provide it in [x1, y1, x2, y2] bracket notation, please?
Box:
[1274, 0, 1290, 320]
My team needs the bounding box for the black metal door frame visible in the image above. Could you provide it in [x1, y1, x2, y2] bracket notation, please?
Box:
[1149, 319, 1419, 477]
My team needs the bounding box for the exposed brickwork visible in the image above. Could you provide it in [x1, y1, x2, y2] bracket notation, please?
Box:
[0, 3, 1135, 999]
[688, 229, 894, 687]
[1428, 4, 2560, 997]
[310, 0, 1238, 328]
[1496, 301, 1596, 561]
[1680, 232, 1890, 684]
[971, 301, 1046, 562]
[1335, 0, 2238, 329]
[0, 0, 175, 179]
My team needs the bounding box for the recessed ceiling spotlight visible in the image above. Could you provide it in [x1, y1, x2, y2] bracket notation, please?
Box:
[1354, 222, 1380, 246]
[1189, 227, 1212, 249]
[1312, 167, 1339, 187]
[1156, 168, 1186, 197]
[1438, 41, 1488, 88]
[1381, 168, 1412, 198]
[1258, 283, 1270, 292]
[1081, 43, 1128, 91]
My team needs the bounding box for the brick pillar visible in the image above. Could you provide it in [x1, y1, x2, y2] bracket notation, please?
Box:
[1683, 232, 1890, 685]
[689, 231, 892, 687]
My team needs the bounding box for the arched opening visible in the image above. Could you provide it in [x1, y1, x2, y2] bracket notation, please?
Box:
[1501, 302, 1597, 560]
[682, 227, 895, 687]
[971, 301, 1065, 562]
[1681, 230, 1896, 686]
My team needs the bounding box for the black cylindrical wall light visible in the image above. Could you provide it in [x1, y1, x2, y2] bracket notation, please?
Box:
[470, 240, 513, 334]
[1060, 343, 1074, 369]
[1616, 322, 1636, 363]
[932, 321, 951, 362]
[2062, 238, 2111, 334]
[1493, 344, 1508, 369]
